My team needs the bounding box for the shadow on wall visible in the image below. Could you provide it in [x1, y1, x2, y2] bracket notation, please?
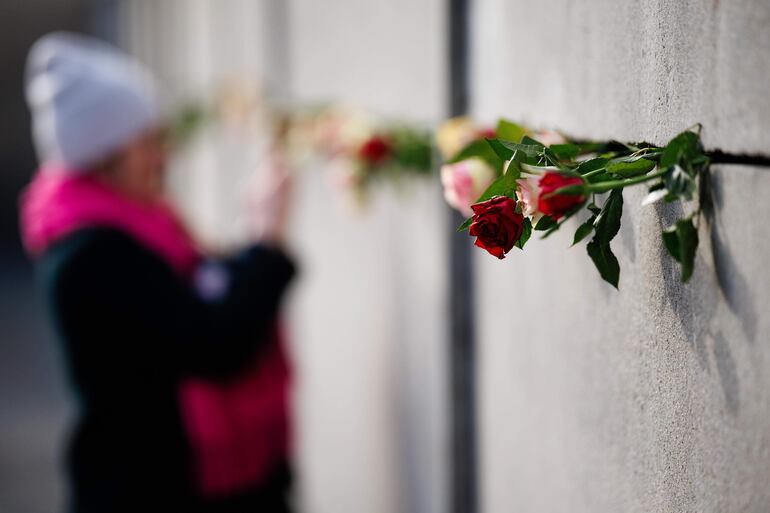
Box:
[703, 170, 758, 344]
[650, 167, 759, 417]
[712, 331, 740, 416]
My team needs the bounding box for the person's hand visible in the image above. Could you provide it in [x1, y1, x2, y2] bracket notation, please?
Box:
[245, 146, 293, 247]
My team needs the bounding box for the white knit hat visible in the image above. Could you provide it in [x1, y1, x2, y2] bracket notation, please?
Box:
[25, 32, 161, 171]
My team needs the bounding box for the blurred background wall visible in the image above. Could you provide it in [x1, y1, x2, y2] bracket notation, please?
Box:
[121, 2, 450, 513]
[1, 1, 450, 513]
[0, 2, 89, 512]
[472, 1, 770, 512]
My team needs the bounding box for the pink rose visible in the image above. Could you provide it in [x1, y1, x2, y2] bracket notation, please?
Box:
[516, 175, 541, 218]
[441, 158, 496, 216]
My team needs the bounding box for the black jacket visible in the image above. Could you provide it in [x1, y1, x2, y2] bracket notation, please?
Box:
[38, 227, 296, 513]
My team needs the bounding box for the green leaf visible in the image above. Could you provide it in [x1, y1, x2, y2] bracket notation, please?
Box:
[515, 217, 532, 249]
[660, 130, 701, 171]
[495, 119, 526, 143]
[657, 129, 708, 204]
[575, 157, 608, 176]
[593, 189, 624, 243]
[486, 138, 515, 162]
[542, 147, 565, 168]
[521, 135, 545, 148]
[497, 140, 543, 161]
[534, 215, 557, 231]
[477, 175, 515, 203]
[587, 239, 620, 288]
[572, 216, 596, 246]
[457, 216, 473, 232]
[448, 139, 504, 171]
[550, 143, 580, 160]
[663, 164, 696, 200]
[606, 158, 656, 178]
[585, 189, 624, 288]
[474, 159, 521, 204]
[662, 218, 699, 282]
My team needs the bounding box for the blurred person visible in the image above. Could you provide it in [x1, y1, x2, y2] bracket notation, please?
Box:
[19, 33, 296, 513]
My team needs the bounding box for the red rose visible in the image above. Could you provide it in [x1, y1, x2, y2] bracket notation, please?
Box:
[358, 136, 391, 165]
[469, 196, 525, 259]
[537, 172, 585, 219]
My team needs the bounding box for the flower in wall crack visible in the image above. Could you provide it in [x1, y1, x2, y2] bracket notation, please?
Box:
[537, 172, 586, 220]
[469, 196, 525, 259]
[441, 157, 496, 217]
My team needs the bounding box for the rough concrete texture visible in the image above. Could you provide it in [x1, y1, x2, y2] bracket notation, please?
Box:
[472, 1, 770, 512]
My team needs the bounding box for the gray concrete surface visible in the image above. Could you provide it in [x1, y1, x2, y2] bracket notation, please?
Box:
[472, 1, 770, 512]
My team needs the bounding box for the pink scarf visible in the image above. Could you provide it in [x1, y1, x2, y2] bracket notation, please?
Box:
[20, 166, 291, 498]
[21, 166, 200, 275]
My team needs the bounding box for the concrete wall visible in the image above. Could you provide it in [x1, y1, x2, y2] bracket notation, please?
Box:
[471, 1, 770, 512]
[287, 3, 448, 512]
[110, 1, 770, 512]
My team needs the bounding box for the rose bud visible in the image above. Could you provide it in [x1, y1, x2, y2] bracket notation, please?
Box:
[358, 136, 392, 165]
[469, 196, 525, 259]
[441, 157, 496, 217]
[537, 172, 586, 220]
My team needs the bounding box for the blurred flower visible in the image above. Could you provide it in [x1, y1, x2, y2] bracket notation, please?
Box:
[314, 107, 376, 157]
[436, 117, 494, 160]
[215, 78, 267, 134]
[358, 136, 391, 165]
[441, 157, 496, 217]
[469, 196, 524, 259]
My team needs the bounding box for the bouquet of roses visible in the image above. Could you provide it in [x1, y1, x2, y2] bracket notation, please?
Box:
[440, 118, 710, 288]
